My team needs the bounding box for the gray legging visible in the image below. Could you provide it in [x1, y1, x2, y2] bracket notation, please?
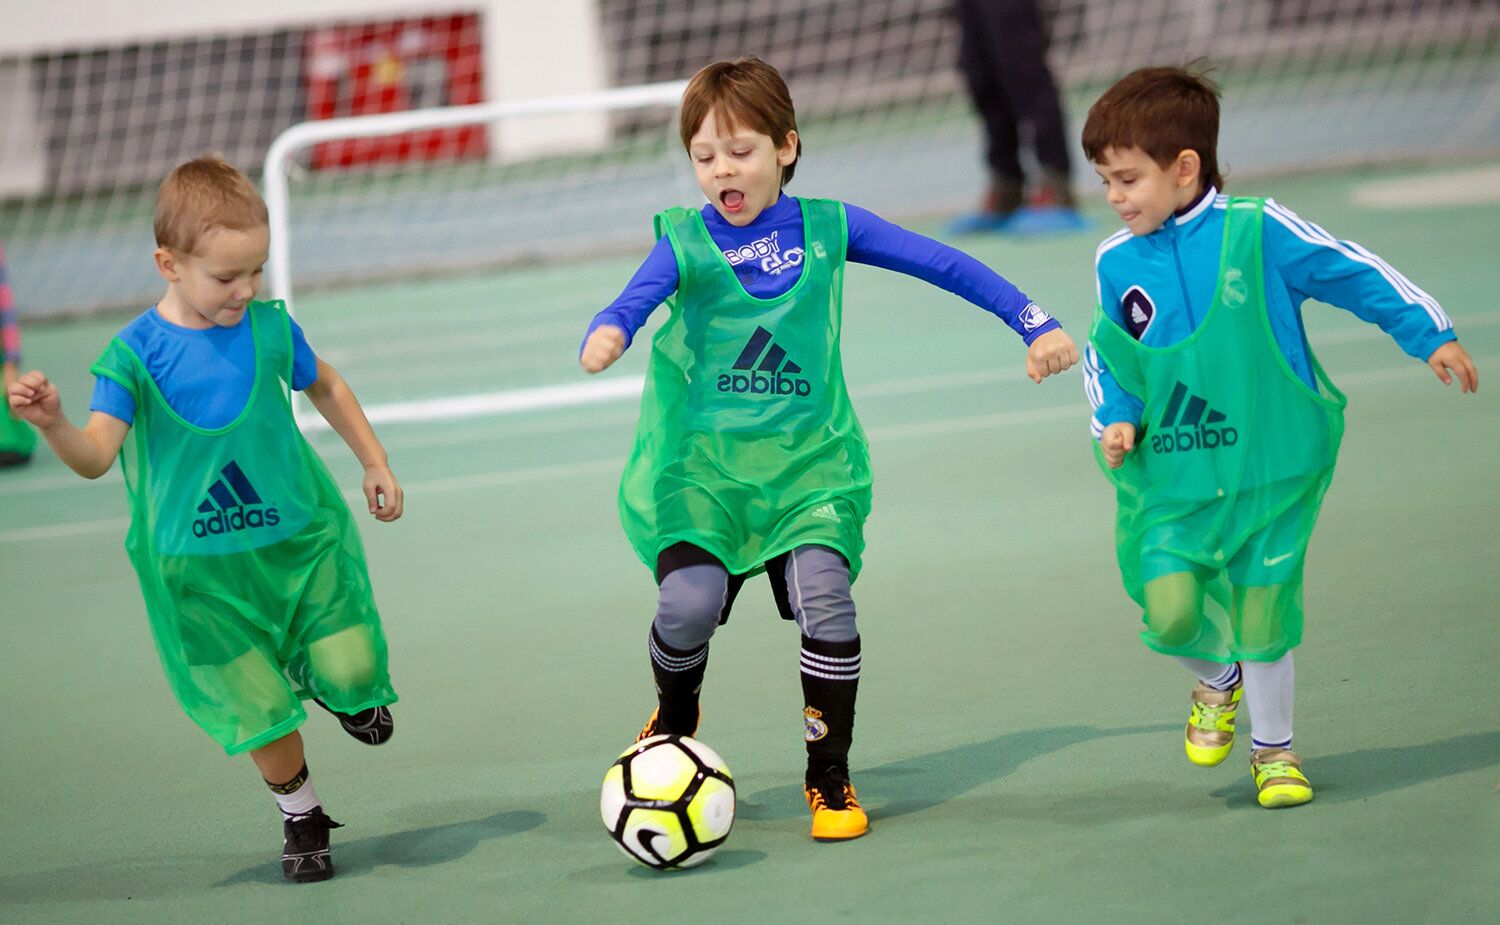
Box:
[654, 545, 857, 649]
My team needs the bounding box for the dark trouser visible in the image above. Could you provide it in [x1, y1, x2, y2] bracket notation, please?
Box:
[954, 0, 1073, 183]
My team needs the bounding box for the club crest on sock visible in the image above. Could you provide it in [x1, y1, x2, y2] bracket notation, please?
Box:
[803, 706, 828, 742]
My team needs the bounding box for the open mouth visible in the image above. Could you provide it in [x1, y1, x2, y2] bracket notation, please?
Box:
[720, 189, 745, 213]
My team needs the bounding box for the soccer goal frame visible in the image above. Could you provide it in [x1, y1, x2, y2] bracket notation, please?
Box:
[261, 79, 688, 310]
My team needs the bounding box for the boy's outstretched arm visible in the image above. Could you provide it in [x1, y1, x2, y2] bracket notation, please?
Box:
[1263, 200, 1477, 394]
[580, 235, 677, 375]
[6, 371, 128, 478]
[842, 204, 1077, 382]
[1426, 341, 1478, 393]
[303, 358, 403, 522]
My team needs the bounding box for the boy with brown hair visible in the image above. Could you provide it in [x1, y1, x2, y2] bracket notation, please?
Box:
[1080, 66, 1477, 807]
[581, 57, 1078, 841]
[7, 156, 404, 880]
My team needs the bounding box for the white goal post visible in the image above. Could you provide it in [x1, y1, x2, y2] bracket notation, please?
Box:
[262, 79, 689, 310]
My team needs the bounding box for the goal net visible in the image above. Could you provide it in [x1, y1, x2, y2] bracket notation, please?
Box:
[1, 0, 1495, 315]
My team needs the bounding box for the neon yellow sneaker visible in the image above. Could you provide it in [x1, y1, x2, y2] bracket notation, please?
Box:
[1185, 673, 1242, 767]
[1250, 748, 1314, 808]
[805, 767, 868, 840]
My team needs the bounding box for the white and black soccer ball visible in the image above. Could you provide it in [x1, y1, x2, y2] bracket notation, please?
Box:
[600, 734, 736, 870]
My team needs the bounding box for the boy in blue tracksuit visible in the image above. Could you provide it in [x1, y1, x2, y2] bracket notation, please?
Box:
[1081, 66, 1477, 807]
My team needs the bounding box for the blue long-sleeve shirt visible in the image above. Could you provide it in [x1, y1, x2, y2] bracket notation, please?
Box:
[1083, 187, 1456, 438]
[583, 193, 1059, 352]
[90, 306, 319, 429]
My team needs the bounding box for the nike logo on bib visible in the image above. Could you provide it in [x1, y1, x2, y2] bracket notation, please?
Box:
[1263, 552, 1295, 567]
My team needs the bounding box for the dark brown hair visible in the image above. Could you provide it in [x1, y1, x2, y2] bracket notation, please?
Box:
[679, 57, 802, 186]
[154, 155, 269, 255]
[1082, 64, 1224, 192]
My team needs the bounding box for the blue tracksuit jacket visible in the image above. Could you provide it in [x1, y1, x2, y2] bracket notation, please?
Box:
[1084, 186, 1456, 437]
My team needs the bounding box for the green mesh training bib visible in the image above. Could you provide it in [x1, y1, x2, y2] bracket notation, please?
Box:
[619, 199, 873, 578]
[1090, 198, 1348, 661]
[92, 302, 395, 754]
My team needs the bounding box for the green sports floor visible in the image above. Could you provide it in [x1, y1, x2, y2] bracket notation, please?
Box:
[2, 163, 1497, 923]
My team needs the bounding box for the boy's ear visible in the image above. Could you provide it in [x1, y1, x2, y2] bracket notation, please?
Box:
[1174, 149, 1202, 189]
[154, 247, 181, 283]
[776, 129, 799, 166]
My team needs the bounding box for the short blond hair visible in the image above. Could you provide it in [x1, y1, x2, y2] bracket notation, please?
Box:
[154, 156, 269, 255]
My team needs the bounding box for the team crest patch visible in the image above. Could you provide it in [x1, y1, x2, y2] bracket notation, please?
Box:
[803, 706, 828, 742]
[1121, 286, 1156, 339]
[1220, 267, 1249, 308]
[1018, 302, 1051, 332]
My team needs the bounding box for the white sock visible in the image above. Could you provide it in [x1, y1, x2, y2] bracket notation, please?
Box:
[1243, 652, 1295, 750]
[1173, 656, 1241, 690]
[267, 766, 322, 819]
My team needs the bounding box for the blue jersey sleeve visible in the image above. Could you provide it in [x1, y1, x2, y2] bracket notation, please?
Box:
[288, 314, 319, 391]
[1263, 199, 1456, 361]
[581, 234, 680, 356]
[843, 203, 1060, 344]
[90, 375, 136, 425]
[1085, 242, 1145, 438]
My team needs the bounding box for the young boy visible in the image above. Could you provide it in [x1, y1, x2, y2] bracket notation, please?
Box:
[580, 57, 1078, 840]
[1, 240, 36, 467]
[7, 157, 404, 880]
[1080, 67, 1478, 807]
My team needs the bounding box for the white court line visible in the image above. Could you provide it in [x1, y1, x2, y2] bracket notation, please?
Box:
[4, 353, 1489, 542]
[0, 516, 130, 543]
[298, 376, 646, 432]
[0, 470, 123, 496]
[1351, 165, 1500, 209]
[320, 319, 585, 365]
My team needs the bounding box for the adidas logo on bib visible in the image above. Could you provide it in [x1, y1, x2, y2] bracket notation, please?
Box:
[717, 326, 812, 397]
[1150, 381, 1239, 454]
[809, 503, 841, 523]
[191, 460, 281, 538]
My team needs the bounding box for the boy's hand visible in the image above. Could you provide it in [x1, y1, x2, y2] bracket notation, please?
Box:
[1427, 341, 1478, 394]
[1025, 329, 1079, 383]
[7, 370, 62, 429]
[581, 325, 627, 374]
[1101, 422, 1137, 469]
[363, 463, 404, 522]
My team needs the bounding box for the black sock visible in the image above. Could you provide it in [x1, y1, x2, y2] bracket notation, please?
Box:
[800, 634, 860, 780]
[648, 624, 708, 734]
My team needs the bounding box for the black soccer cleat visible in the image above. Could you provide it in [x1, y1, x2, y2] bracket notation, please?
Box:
[281, 809, 342, 883]
[315, 700, 394, 745]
